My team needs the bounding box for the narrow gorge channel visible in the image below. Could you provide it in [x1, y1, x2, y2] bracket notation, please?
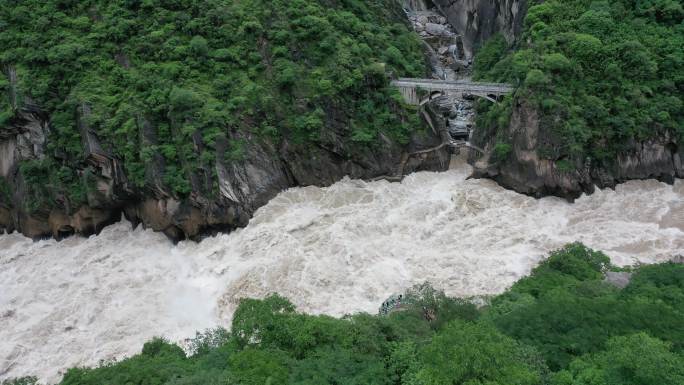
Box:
[1, 2, 683, 384]
[2, 157, 683, 382]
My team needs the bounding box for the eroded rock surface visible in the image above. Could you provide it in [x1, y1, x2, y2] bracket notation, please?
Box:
[0, 71, 448, 241]
[432, 0, 526, 59]
[471, 100, 684, 200]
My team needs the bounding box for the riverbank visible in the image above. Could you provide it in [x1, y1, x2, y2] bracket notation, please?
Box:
[5, 243, 684, 384]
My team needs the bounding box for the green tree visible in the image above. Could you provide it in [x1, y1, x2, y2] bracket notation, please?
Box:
[189, 36, 209, 56]
[405, 321, 543, 385]
[552, 333, 684, 385]
[228, 348, 291, 385]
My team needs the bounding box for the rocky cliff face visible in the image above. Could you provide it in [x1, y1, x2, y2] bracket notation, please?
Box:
[470, 101, 684, 200]
[0, 84, 448, 241]
[432, 0, 526, 59]
[1, 0, 449, 242]
[428, 0, 682, 200]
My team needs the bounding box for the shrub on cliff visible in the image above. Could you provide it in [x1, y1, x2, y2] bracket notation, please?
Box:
[0, 0, 426, 205]
[551, 333, 684, 385]
[489, 246, 684, 370]
[403, 321, 544, 385]
[474, 0, 683, 167]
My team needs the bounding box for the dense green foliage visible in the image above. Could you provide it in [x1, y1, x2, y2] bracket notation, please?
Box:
[5, 244, 681, 385]
[0, 0, 426, 208]
[489, 244, 684, 370]
[16, 159, 94, 212]
[474, 0, 684, 166]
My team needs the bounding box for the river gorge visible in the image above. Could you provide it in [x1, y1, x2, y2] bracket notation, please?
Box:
[2, 158, 683, 382]
[2, 0, 683, 383]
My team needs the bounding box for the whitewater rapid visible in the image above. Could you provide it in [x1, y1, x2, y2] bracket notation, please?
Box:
[1, 161, 683, 383]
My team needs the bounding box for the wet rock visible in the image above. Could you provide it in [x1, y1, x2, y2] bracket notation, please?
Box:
[429, 15, 447, 24]
[123, 198, 217, 242]
[451, 59, 471, 71]
[0, 207, 14, 234]
[44, 206, 121, 240]
[48, 210, 72, 239]
[72, 206, 121, 235]
[425, 22, 449, 36]
[17, 212, 52, 239]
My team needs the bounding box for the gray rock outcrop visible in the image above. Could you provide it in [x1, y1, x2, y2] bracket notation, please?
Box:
[470, 100, 684, 200]
[432, 0, 526, 59]
[0, 68, 448, 241]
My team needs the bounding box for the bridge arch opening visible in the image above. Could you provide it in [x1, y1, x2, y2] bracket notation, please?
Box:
[462, 93, 502, 104]
[420, 90, 445, 105]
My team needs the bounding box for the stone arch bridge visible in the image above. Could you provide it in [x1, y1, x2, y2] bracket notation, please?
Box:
[391, 78, 514, 104]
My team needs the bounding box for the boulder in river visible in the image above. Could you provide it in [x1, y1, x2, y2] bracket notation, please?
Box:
[425, 23, 449, 36]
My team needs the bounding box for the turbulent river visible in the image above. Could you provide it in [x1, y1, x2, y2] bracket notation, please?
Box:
[1, 159, 683, 383]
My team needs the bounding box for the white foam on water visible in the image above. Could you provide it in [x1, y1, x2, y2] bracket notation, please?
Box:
[1, 162, 683, 383]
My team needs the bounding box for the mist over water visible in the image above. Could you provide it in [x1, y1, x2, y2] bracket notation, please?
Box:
[2, 160, 683, 383]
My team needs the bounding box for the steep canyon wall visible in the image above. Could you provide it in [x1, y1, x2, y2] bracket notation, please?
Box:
[432, 0, 526, 59]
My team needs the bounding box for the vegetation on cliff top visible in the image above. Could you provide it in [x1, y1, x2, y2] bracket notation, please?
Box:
[0, 0, 426, 209]
[474, 0, 683, 167]
[5, 244, 684, 385]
